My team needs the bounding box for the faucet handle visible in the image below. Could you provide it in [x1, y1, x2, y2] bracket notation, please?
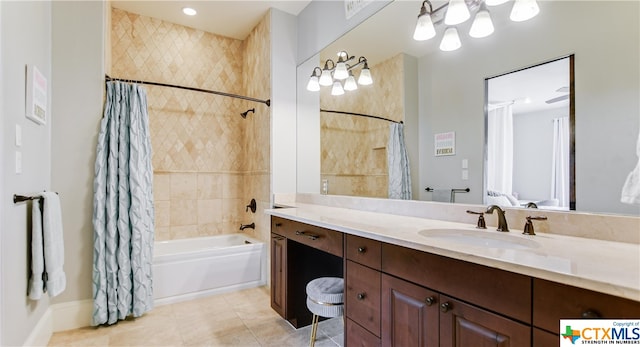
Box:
[466, 210, 487, 229]
[523, 216, 547, 235]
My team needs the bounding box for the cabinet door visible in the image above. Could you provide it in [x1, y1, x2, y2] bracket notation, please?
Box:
[439, 295, 531, 347]
[270, 233, 286, 317]
[347, 260, 381, 337]
[381, 274, 439, 347]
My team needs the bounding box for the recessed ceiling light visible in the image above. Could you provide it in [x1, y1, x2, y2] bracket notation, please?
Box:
[182, 7, 197, 16]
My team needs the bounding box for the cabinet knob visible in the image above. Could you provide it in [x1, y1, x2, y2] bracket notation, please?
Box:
[275, 223, 282, 227]
[357, 293, 366, 300]
[440, 302, 452, 313]
[357, 247, 367, 253]
[425, 296, 436, 306]
[582, 310, 601, 319]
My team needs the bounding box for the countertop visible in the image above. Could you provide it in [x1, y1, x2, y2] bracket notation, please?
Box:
[266, 202, 640, 302]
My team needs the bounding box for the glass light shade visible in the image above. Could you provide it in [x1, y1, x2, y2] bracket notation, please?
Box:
[182, 7, 197, 16]
[485, 0, 509, 5]
[510, 0, 540, 22]
[334, 62, 349, 80]
[440, 27, 462, 51]
[469, 9, 494, 38]
[319, 69, 333, 86]
[444, 0, 470, 25]
[413, 13, 436, 41]
[358, 67, 373, 85]
[306, 76, 320, 92]
[331, 81, 345, 96]
[344, 74, 358, 91]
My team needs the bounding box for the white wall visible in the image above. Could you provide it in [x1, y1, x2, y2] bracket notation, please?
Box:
[419, 1, 639, 215]
[271, 9, 298, 198]
[1, 1, 52, 345]
[512, 108, 567, 201]
[50, 1, 106, 305]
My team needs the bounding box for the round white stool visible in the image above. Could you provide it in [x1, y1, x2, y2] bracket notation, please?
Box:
[306, 277, 344, 347]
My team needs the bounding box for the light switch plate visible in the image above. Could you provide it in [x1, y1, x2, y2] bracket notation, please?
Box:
[462, 158, 468, 169]
[15, 124, 22, 147]
[462, 169, 469, 180]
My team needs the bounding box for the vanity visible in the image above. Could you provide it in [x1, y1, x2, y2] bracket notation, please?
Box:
[267, 201, 640, 347]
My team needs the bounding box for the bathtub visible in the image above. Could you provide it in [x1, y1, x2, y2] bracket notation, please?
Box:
[153, 233, 266, 305]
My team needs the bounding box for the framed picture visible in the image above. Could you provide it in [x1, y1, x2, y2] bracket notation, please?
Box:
[434, 131, 456, 156]
[25, 65, 47, 125]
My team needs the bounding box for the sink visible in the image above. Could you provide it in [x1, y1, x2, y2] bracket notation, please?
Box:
[418, 229, 540, 250]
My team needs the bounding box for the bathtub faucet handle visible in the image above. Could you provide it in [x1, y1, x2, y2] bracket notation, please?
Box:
[240, 222, 255, 231]
[246, 199, 257, 213]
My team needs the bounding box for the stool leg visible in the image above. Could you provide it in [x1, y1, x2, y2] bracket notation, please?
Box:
[309, 314, 319, 347]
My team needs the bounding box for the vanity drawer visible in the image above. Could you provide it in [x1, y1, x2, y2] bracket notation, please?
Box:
[346, 234, 381, 270]
[271, 217, 343, 257]
[346, 318, 381, 347]
[381, 243, 531, 324]
[346, 260, 381, 337]
[533, 278, 640, 333]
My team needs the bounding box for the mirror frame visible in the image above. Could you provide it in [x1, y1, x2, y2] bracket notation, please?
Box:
[483, 54, 575, 210]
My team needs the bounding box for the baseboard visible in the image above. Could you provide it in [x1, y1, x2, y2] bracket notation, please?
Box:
[23, 308, 52, 347]
[51, 299, 93, 332]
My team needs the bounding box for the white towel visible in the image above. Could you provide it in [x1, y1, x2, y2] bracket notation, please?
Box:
[621, 134, 640, 205]
[28, 192, 66, 300]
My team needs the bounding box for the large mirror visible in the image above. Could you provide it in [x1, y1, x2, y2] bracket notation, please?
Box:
[297, 0, 640, 216]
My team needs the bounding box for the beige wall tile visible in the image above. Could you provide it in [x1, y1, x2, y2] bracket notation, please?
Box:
[223, 174, 244, 199]
[155, 227, 171, 241]
[170, 199, 197, 226]
[197, 173, 222, 199]
[170, 173, 197, 200]
[170, 225, 199, 239]
[198, 223, 222, 237]
[197, 199, 222, 224]
[154, 173, 170, 200]
[154, 201, 170, 227]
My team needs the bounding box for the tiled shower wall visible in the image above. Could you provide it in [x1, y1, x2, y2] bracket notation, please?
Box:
[320, 53, 405, 198]
[110, 8, 270, 242]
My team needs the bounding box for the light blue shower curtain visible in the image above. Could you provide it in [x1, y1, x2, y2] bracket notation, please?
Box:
[388, 123, 412, 199]
[92, 81, 155, 326]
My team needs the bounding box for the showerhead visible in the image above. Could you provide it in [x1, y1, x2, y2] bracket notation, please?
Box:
[240, 108, 255, 119]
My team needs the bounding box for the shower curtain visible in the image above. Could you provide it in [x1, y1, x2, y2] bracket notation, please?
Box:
[92, 81, 155, 326]
[551, 117, 569, 208]
[388, 123, 412, 199]
[487, 104, 514, 195]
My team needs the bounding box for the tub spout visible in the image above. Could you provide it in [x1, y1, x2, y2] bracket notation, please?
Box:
[240, 222, 255, 231]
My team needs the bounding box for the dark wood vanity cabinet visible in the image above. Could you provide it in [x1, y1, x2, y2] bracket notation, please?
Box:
[270, 216, 640, 346]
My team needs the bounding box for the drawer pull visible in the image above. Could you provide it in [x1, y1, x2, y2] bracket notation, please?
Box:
[275, 223, 282, 227]
[425, 296, 436, 306]
[582, 310, 601, 319]
[273, 236, 284, 241]
[295, 230, 319, 240]
[357, 293, 366, 300]
[357, 247, 367, 253]
[440, 302, 452, 313]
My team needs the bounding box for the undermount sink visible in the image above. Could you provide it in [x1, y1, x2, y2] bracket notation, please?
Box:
[418, 229, 540, 250]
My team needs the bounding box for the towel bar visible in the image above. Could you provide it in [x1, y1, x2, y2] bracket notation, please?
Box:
[13, 192, 58, 204]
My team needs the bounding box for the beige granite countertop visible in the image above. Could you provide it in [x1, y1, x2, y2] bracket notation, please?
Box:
[266, 202, 640, 302]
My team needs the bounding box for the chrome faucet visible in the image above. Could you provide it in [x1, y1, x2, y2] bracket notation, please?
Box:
[485, 205, 509, 232]
[239, 222, 255, 231]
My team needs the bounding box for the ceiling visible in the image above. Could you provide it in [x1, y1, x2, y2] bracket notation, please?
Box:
[111, 0, 312, 40]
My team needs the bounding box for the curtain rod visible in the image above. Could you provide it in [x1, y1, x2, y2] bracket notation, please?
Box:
[320, 109, 402, 124]
[105, 75, 271, 107]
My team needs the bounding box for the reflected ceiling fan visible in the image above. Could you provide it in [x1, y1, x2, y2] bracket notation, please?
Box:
[545, 86, 569, 104]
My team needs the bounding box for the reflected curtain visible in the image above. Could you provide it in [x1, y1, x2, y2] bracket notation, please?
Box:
[550, 117, 570, 208]
[92, 81, 155, 326]
[487, 104, 514, 195]
[388, 123, 412, 199]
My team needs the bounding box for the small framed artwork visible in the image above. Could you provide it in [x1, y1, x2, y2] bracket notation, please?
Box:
[434, 131, 456, 156]
[25, 65, 47, 125]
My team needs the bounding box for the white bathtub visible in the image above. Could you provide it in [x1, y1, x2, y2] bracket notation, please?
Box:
[153, 233, 266, 305]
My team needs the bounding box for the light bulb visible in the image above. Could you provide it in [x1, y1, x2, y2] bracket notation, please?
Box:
[331, 81, 345, 96]
[182, 7, 197, 16]
[413, 13, 436, 41]
[358, 65, 373, 85]
[319, 69, 333, 86]
[510, 0, 539, 22]
[334, 62, 349, 80]
[306, 75, 320, 92]
[469, 6, 494, 38]
[485, 0, 509, 5]
[440, 27, 462, 51]
[344, 72, 358, 91]
[444, 0, 470, 25]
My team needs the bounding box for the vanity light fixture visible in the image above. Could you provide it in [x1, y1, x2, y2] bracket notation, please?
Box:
[412, 0, 539, 51]
[182, 7, 197, 16]
[306, 51, 373, 93]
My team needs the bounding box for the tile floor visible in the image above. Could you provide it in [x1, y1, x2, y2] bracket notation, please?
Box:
[48, 286, 344, 347]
